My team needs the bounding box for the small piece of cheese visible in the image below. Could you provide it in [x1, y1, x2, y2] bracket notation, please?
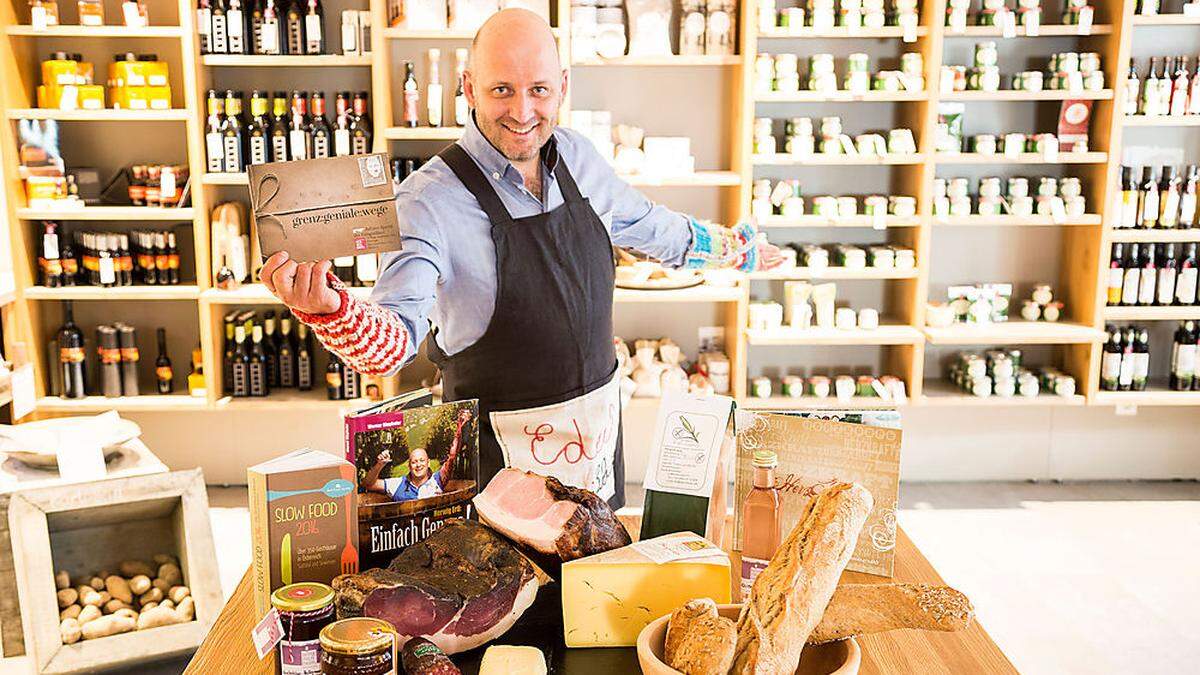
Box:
[478, 645, 547, 675]
[561, 532, 731, 648]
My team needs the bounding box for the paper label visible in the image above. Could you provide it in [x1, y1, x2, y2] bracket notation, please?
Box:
[334, 129, 350, 156]
[261, 21, 279, 53]
[253, 607, 285, 659]
[1001, 10, 1017, 38]
[99, 257, 116, 284]
[31, 6, 48, 30]
[229, 10, 244, 38]
[55, 428, 107, 482]
[161, 169, 176, 198]
[632, 532, 723, 565]
[740, 556, 769, 600]
[900, 13, 917, 43]
[1076, 7, 1091, 34]
[123, 2, 144, 27]
[280, 637, 322, 674]
[1025, 9, 1040, 36]
[643, 391, 733, 499]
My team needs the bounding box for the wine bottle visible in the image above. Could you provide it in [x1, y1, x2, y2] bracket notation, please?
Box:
[1171, 56, 1190, 116]
[403, 61, 419, 128]
[288, 90, 311, 160]
[198, 0, 214, 54]
[58, 301, 87, 399]
[97, 326, 122, 398]
[156, 327, 174, 394]
[232, 324, 250, 397]
[310, 91, 332, 158]
[278, 313, 297, 388]
[297, 323, 314, 390]
[1119, 166, 1138, 229]
[341, 359, 360, 400]
[350, 91, 372, 154]
[1159, 165, 1181, 228]
[1107, 243, 1124, 306]
[211, 0, 230, 55]
[248, 0, 264, 54]
[1100, 327, 1121, 391]
[269, 91, 289, 160]
[40, 221, 63, 288]
[117, 322, 139, 396]
[1180, 165, 1198, 228]
[262, 310, 280, 388]
[739, 450, 782, 599]
[1124, 59, 1139, 116]
[205, 90, 225, 173]
[1132, 326, 1150, 391]
[249, 324, 270, 397]
[1139, 166, 1159, 229]
[454, 48, 468, 126]
[284, 0, 305, 55]
[117, 234, 133, 287]
[227, 0, 247, 54]
[1177, 243, 1198, 305]
[59, 227, 77, 286]
[221, 90, 245, 173]
[1121, 243, 1141, 306]
[247, 90, 271, 165]
[1137, 243, 1157, 306]
[1141, 57, 1159, 115]
[1158, 243, 1179, 306]
[259, 0, 282, 55]
[1171, 321, 1196, 390]
[333, 91, 351, 156]
[426, 49, 442, 128]
[155, 232, 171, 285]
[188, 347, 206, 397]
[304, 0, 324, 55]
[326, 353, 344, 400]
[223, 312, 237, 393]
[1117, 326, 1136, 391]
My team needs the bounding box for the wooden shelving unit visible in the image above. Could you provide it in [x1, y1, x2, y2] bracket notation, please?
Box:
[919, 380, 1086, 406]
[0, 0, 1194, 417]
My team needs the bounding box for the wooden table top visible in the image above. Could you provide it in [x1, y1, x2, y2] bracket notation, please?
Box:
[185, 525, 1016, 674]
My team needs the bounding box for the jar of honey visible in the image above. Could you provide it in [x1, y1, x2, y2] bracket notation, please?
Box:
[319, 618, 397, 675]
[271, 582, 335, 675]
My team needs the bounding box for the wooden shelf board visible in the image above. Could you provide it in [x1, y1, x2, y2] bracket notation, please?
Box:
[738, 395, 901, 410]
[934, 214, 1102, 226]
[934, 152, 1107, 165]
[36, 395, 208, 412]
[572, 55, 741, 66]
[1108, 229, 1200, 242]
[5, 25, 185, 37]
[200, 284, 373, 304]
[756, 215, 922, 228]
[745, 325, 923, 345]
[215, 392, 375, 410]
[24, 285, 200, 300]
[1092, 388, 1200, 407]
[613, 285, 742, 303]
[201, 54, 372, 67]
[620, 171, 741, 187]
[923, 321, 1104, 345]
[383, 27, 562, 39]
[748, 267, 918, 280]
[757, 26, 929, 39]
[942, 24, 1112, 36]
[6, 108, 190, 120]
[1122, 115, 1200, 127]
[1131, 14, 1200, 25]
[16, 206, 194, 220]
[939, 89, 1113, 101]
[919, 380, 1085, 406]
[756, 90, 927, 103]
[201, 172, 248, 185]
[752, 153, 925, 166]
[381, 126, 465, 140]
[1102, 306, 1200, 321]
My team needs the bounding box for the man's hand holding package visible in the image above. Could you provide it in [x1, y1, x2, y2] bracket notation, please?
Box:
[260, 251, 341, 315]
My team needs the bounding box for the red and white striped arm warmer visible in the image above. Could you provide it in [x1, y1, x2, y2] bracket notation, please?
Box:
[290, 272, 411, 376]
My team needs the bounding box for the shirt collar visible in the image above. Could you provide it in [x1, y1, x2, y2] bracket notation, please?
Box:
[460, 111, 561, 183]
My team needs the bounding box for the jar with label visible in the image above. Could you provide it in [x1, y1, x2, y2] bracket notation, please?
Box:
[751, 376, 772, 398]
[705, 0, 736, 56]
[272, 583, 335, 675]
[739, 450, 781, 600]
[679, 0, 706, 56]
[973, 41, 998, 68]
[969, 134, 997, 154]
[29, 0, 61, 27]
[320, 617, 397, 675]
[808, 375, 831, 398]
[1007, 177, 1029, 198]
[1037, 177, 1058, 197]
[781, 375, 803, 398]
[77, 0, 103, 26]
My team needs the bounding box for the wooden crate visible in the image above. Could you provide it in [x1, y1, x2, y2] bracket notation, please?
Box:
[7, 469, 220, 674]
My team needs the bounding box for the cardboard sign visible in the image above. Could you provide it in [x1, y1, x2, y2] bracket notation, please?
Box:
[733, 409, 901, 577]
[247, 154, 401, 262]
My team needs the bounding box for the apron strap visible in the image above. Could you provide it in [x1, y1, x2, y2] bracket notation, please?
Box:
[438, 143, 515, 226]
[552, 152, 587, 205]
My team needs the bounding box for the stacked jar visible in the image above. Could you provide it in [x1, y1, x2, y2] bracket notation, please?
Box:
[948, 349, 1053, 398]
[1047, 51, 1105, 91]
[933, 176, 1086, 218]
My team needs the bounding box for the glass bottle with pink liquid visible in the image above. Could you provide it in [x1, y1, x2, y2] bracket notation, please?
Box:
[740, 449, 781, 600]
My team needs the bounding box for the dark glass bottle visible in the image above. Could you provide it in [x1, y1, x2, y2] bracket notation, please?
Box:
[40, 221, 63, 287]
[232, 324, 250, 397]
[278, 313, 297, 388]
[249, 325, 270, 397]
[333, 91, 351, 156]
[155, 232, 171, 285]
[1139, 166, 1159, 229]
[304, 0, 324, 55]
[205, 89, 225, 173]
[259, 0, 283, 55]
[223, 313, 237, 394]
[1107, 242, 1124, 306]
[297, 323, 314, 390]
[247, 90, 271, 165]
[402, 61, 419, 127]
[221, 89, 245, 173]
[325, 352, 343, 400]
[310, 91, 332, 158]
[1100, 326, 1121, 391]
[156, 327, 174, 394]
[270, 91, 289, 161]
[211, 0, 230, 55]
[1170, 321, 1196, 390]
[59, 227, 77, 286]
[116, 234, 133, 286]
[227, 0, 248, 54]
[1177, 243, 1198, 305]
[284, 0, 305, 55]
[1118, 326, 1137, 391]
[350, 91, 372, 155]
[288, 90, 311, 160]
[341, 360, 359, 400]
[58, 301, 87, 399]
[263, 311, 280, 388]
[1132, 326, 1150, 391]
[1137, 243, 1157, 306]
[1157, 243, 1178, 306]
[198, 0, 214, 54]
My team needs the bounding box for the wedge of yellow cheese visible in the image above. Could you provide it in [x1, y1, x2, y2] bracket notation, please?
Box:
[561, 532, 731, 648]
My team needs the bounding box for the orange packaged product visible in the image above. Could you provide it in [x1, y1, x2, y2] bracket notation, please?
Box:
[109, 52, 142, 88]
[41, 51, 78, 87]
[144, 85, 171, 109]
[138, 54, 169, 86]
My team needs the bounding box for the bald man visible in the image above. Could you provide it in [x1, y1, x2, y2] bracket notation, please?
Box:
[260, 9, 780, 509]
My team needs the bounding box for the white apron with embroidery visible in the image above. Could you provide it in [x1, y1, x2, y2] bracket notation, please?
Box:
[489, 374, 620, 501]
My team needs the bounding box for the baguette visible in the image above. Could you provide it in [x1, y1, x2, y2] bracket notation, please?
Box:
[731, 483, 873, 675]
[664, 598, 737, 675]
[808, 583, 974, 644]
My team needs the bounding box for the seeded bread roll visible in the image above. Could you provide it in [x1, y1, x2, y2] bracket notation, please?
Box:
[664, 598, 737, 675]
[732, 483, 873, 675]
[809, 583, 974, 644]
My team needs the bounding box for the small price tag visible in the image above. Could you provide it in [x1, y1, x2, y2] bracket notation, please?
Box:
[56, 427, 107, 482]
[252, 607, 284, 659]
[872, 212, 886, 230]
[1076, 7, 1092, 34]
[99, 257, 116, 285]
[949, 10, 967, 33]
[1115, 404, 1138, 416]
[1049, 197, 1067, 223]
[1001, 10, 1017, 39]
[1044, 145, 1058, 164]
[1024, 9, 1040, 36]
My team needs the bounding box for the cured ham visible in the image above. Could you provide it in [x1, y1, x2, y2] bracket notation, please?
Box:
[332, 519, 539, 654]
[473, 468, 632, 561]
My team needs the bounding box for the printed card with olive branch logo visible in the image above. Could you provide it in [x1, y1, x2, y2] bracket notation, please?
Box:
[643, 392, 735, 499]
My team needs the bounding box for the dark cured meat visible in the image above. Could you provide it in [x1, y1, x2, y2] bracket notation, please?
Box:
[545, 476, 632, 559]
[332, 519, 539, 654]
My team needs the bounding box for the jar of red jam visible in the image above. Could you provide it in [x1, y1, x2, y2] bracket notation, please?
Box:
[271, 582, 335, 675]
[320, 617, 397, 675]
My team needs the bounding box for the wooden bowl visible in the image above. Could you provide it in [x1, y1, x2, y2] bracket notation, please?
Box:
[636, 604, 861, 675]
